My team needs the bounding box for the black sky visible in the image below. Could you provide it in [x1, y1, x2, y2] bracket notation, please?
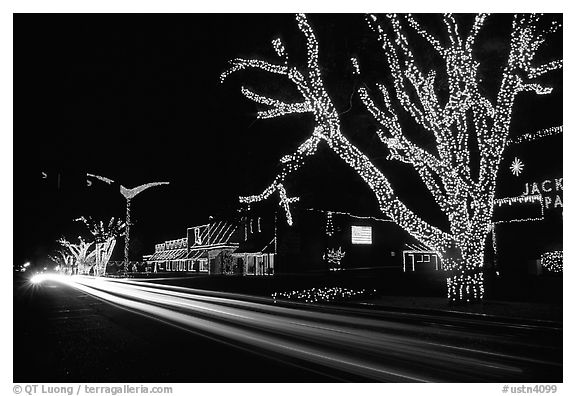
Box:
[13, 14, 562, 267]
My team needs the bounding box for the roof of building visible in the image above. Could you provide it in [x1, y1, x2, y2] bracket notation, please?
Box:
[145, 220, 240, 262]
[233, 238, 275, 255]
[403, 243, 436, 253]
[147, 248, 188, 261]
[187, 250, 206, 260]
[188, 220, 239, 249]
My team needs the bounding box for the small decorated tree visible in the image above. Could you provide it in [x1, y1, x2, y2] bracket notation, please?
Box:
[49, 249, 75, 275]
[57, 237, 96, 275]
[76, 216, 126, 276]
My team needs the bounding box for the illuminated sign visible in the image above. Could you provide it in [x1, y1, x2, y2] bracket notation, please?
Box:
[351, 226, 372, 245]
[522, 177, 563, 210]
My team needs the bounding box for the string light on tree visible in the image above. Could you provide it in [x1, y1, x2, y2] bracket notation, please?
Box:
[56, 237, 96, 275]
[223, 14, 561, 303]
[49, 249, 74, 275]
[75, 216, 126, 276]
[351, 57, 360, 74]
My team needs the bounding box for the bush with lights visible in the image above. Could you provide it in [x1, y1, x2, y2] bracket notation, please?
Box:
[272, 287, 377, 304]
[541, 251, 562, 273]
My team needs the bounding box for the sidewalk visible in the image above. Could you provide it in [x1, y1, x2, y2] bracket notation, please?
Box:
[349, 295, 562, 323]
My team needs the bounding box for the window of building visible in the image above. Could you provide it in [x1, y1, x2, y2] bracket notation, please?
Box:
[268, 254, 275, 275]
[247, 256, 255, 275]
[199, 259, 208, 272]
[255, 255, 264, 275]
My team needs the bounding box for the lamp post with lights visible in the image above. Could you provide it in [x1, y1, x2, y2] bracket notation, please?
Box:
[120, 182, 170, 271]
[86, 174, 169, 274]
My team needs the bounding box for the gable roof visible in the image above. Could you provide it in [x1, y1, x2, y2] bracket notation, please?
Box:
[147, 248, 188, 261]
[188, 220, 239, 249]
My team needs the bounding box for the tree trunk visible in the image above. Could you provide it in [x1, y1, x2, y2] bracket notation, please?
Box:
[443, 247, 485, 303]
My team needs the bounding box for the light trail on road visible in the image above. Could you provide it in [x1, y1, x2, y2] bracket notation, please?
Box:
[31, 274, 561, 382]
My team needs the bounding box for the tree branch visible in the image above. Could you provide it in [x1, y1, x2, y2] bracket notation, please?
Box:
[220, 58, 290, 83]
[527, 59, 563, 79]
[404, 14, 445, 54]
[241, 87, 313, 119]
[443, 13, 462, 47]
[466, 13, 489, 50]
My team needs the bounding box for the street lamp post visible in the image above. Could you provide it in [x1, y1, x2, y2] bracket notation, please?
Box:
[124, 198, 132, 267]
[120, 182, 169, 272]
[86, 174, 169, 275]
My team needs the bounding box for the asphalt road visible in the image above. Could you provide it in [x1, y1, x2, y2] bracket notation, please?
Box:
[13, 274, 562, 382]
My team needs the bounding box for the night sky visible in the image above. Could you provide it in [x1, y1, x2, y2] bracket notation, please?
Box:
[14, 14, 562, 267]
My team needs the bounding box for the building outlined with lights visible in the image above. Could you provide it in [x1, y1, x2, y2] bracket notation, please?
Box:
[142, 203, 443, 276]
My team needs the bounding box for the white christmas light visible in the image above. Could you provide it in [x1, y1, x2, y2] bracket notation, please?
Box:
[494, 194, 541, 206]
[325, 211, 335, 236]
[324, 247, 346, 271]
[272, 287, 375, 303]
[506, 126, 562, 146]
[272, 37, 288, 64]
[305, 207, 394, 223]
[120, 181, 170, 267]
[351, 57, 360, 74]
[541, 250, 562, 273]
[223, 14, 561, 302]
[56, 237, 96, 275]
[75, 216, 126, 276]
[492, 193, 545, 225]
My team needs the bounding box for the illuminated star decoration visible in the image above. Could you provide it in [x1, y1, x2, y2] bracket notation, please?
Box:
[510, 157, 524, 177]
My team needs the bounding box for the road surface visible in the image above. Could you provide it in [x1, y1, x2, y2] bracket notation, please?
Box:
[14, 274, 562, 382]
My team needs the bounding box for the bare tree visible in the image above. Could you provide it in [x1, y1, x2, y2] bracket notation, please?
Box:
[222, 14, 562, 302]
